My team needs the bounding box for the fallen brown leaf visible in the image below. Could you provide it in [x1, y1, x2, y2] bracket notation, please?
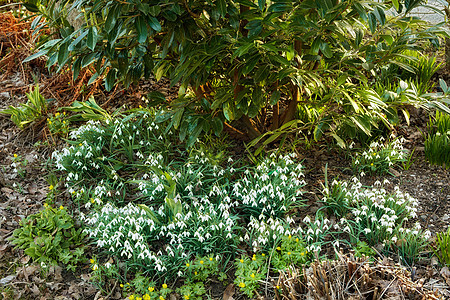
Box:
[223, 283, 235, 300]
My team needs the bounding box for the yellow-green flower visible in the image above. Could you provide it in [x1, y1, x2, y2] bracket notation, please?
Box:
[13, 154, 18, 158]
[162, 283, 167, 289]
[186, 263, 190, 267]
[200, 260, 204, 264]
[239, 282, 245, 288]
[49, 185, 54, 190]
[59, 205, 64, 210]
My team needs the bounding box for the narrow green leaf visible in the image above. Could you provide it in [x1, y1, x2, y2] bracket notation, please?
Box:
[173, 107, 184, 129]
[23, 50, 47, 63]
[368, 12, 377, 34]
[135, 16, 148, 44]
[270, 91, 281, 105]
[87, 27, 98, 51]
[148, 16, 162, 32]
[72, 57, 82, 81]
[57, 42, 69, 66]
[212, 117, 223, 136]
[319, 41, 332, 58]
[331, 133, 346, 148]
[105, 69, 117, 91]
[258, 0, 266, 11]
[217, 0, 227, 17]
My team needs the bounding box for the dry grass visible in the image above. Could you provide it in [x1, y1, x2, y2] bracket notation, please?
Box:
[274, 251, 444, 300]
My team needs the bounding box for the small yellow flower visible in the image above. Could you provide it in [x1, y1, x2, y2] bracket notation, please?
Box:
[200, 260, 204, 264]
[276, 247, 281, 251]
[55, 112, 60, 117]
[296, 238, 299, 242]
[252, 255, 256, 261]
[79, 143, 82, 146]
[288, 235, 292, 239]
[143, 295, 150, 300]
[276, 285, 280, 289]
[159, 296, 164, 300]
[184, 295, 190, 300]
[90, 259, 95, 264]
[59, 205, 64, 210]
[240, 259, 244, 263]
[13, 154, 18, 158]
[91, 198, 95, 203]
[370, 163, 374, 166]
[63, 121, 66, 124]
[250, 273, 255, 278]
[129, 296, 135, 300]
[48, 120, 52, 125]
[209, 257, 213, 261]
[300, 252, 304, 256]
[239, 282, 245, 288]
[194, 271, 198, 275]
[287, 252, 291, 255]
[63, 112, 66, 115]
[120, 284, 124, 288]
[162, 283, 167, 289]
[186, 263, 190, 267]
[148, 287, 154, 292]
[261, 253, 265, 257]
[136, 297, 142, 300]
[44, 203, 48, 208]
[49, 185, 54, 190]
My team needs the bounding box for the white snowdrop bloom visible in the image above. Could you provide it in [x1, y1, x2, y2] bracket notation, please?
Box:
[303, 216, 311, 223]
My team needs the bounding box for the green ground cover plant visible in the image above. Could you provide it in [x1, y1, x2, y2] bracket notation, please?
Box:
[425, 111, 450, 169]
[435, 228, 450, 267]
[10, 204, 87, 271]
[351, 136, 407, 175]
[1, 85, 47, 129]
[8, 104, 440, 297]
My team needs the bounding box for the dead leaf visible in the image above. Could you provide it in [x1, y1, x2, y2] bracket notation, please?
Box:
[440, 267, 450, 285]
[223, 283, 235, 300]
[0, 244, 8, 259]
[0, 275, 15, 284]
[30, 283, 40, 295]
[20, 255, 30, 264]
[389, 168, 401, 177]
[27, 183, 37, 195]
[169, 294, 178, 300]
[18, 264, 39, 281]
